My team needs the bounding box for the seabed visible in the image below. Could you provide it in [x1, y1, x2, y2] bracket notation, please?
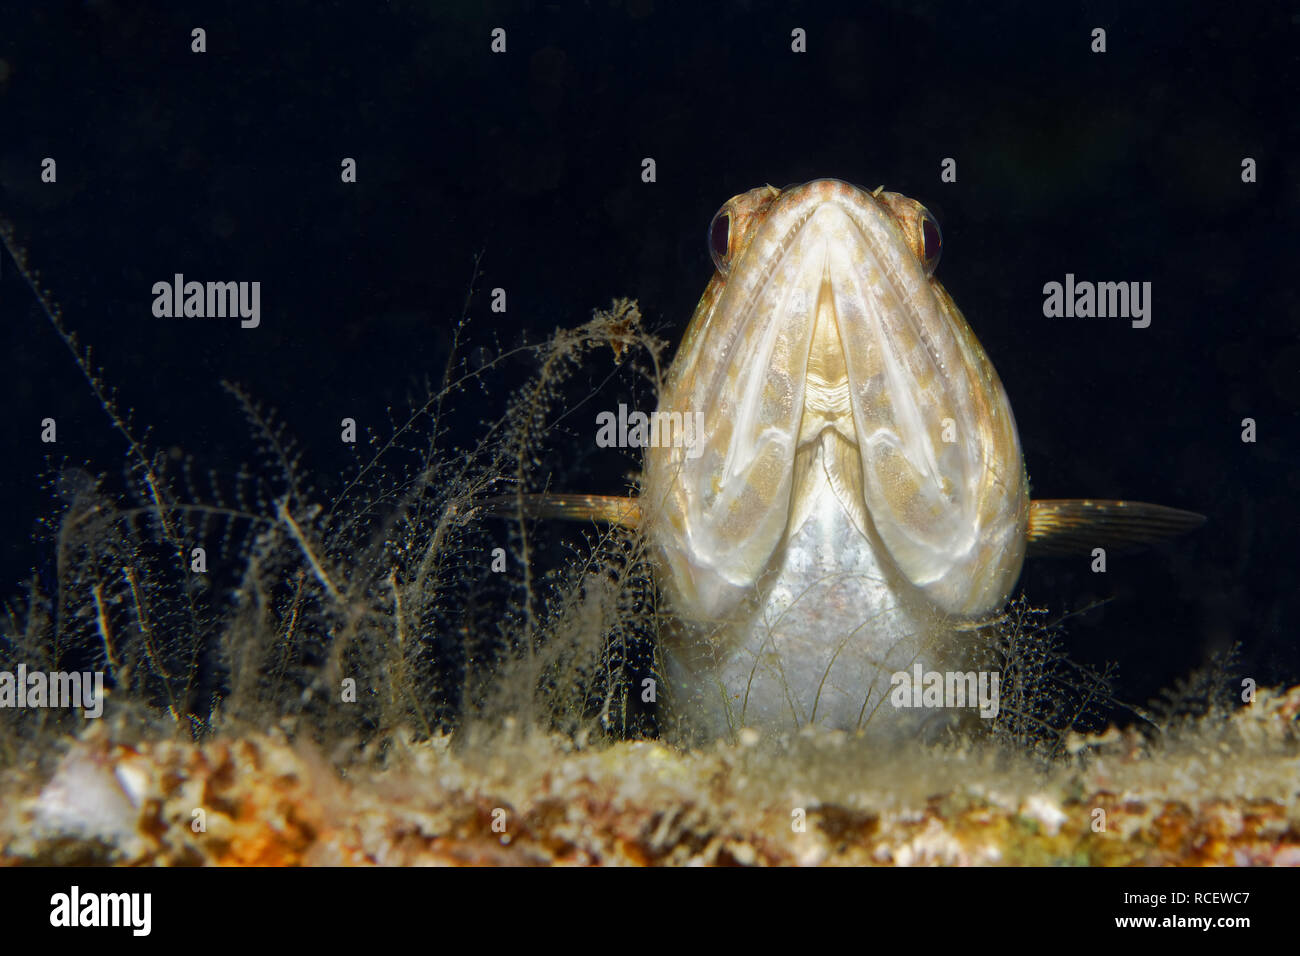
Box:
[3, 684, 1298, 866]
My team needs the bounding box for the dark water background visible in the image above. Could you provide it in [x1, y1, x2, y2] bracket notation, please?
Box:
[0, 1, 1295, 718]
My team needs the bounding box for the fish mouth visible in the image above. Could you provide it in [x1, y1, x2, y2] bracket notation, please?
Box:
[734, 188, 965, 545]
[647, 180, 1028, 622]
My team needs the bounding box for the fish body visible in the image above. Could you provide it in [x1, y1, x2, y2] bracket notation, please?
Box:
[644, 180, 1027, 741]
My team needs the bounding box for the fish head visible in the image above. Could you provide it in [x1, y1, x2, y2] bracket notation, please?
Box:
[644, 178, 1030, 624]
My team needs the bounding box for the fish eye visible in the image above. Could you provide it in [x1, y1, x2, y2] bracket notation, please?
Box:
[919, 211, 942, 276]
[707, 209, 732, 274]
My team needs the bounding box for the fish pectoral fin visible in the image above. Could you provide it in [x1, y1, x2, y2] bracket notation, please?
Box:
[476, 493, 643, 530]
[1026, 499, 1205, 557]
[478, 494, 1205, 557]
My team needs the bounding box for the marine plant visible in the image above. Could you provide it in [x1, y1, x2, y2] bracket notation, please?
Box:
[0, 225, 668, 767]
